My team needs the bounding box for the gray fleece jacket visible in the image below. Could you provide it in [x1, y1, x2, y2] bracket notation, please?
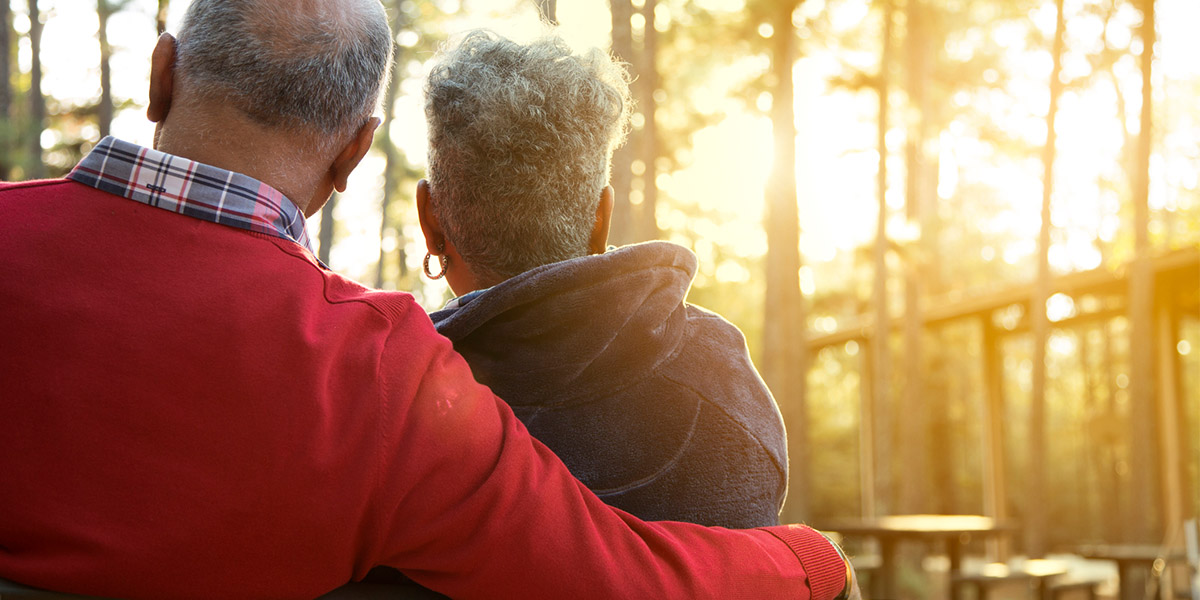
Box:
[429, 241, 787, 528]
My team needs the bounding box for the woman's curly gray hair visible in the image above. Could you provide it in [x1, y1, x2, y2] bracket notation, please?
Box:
[424, 30, 632, 283]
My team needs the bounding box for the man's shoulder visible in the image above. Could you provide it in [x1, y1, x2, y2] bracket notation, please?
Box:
[0, 177, 79, 195]
[315, 268, 429, 327]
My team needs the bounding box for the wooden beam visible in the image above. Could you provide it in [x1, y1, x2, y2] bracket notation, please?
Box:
[805, 247, 1200, 352]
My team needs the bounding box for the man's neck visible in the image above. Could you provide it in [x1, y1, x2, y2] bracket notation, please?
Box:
[154, 105, 325, 215]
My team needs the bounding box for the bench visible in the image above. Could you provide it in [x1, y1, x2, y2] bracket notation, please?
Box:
[951, 560, 1069, 600]
[1044, 577, 1105, 600]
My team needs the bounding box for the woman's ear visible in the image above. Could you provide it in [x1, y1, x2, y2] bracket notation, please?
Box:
[588, 185, 615, 255]
[416, 179, 446, 254]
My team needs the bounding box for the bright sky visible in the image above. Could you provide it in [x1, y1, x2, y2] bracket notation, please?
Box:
[17, 0, 1200, 310]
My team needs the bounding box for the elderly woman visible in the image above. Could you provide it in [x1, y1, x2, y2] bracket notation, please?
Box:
[416, 30, 787, 528]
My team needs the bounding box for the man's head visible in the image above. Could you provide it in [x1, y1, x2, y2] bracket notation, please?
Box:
[148, 0, 393, 215]
[418, 30, 632, 293]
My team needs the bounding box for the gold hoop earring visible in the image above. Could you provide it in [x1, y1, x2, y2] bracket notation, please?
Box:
[423, 250, 448, 280]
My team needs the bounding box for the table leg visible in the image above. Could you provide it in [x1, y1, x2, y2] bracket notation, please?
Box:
[879, 538, 897, 600]
[1117, 562, 1133, 600]
[948, 536, 965, 600]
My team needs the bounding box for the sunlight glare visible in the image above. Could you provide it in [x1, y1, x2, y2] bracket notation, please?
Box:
[692, 0, 746, 13]
[1046, 293, 1076, 323]
[715, 260, 750, 284]
[800, 266, 816, 297]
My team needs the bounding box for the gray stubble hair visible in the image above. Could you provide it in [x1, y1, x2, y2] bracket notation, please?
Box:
[175, 0, 393, 152]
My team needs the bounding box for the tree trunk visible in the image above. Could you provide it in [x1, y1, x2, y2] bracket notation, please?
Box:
[376, 1, 407, 289]
[98, 0, 114, 139]
[155, 0, 170, 35]
[898, 0, 930, 515]
[1127, 0, 1158, 544]
[535, 0, 557, 25]
[762, 0, 808, 524]
[607, 0, 635, 246]
[636, 0, 659, 241]
[1028, 0, 1065, 558]
[319, 194, 337, 267]
[27, 0, 45, 179]
[866, 0, 894, 519]
[1, 0, 12, 179]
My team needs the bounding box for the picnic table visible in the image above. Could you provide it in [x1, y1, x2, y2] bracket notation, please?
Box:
[1077, 544, 1188, 600]
[818, 514, 1017, 600]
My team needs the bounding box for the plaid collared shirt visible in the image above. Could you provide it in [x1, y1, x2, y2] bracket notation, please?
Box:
[68, 136, 315, 253]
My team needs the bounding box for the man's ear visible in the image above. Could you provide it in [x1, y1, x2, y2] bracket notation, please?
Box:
[588, 185, 615, 255]
[147, 33, 176, 123]
[416, 179, 446, 254]
[330, 117, 381, 193]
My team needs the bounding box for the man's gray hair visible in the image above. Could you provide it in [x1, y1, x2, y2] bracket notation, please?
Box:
[425, 30, 632, 282]
[176, 0, 392, 150]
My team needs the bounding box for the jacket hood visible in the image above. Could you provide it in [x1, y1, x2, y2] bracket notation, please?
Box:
[430, 241, 697, 407]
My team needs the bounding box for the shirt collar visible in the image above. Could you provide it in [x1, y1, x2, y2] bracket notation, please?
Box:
[67, 136, 315, 253]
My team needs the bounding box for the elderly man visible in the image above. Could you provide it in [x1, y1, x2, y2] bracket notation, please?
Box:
[0, 1, 855, 599]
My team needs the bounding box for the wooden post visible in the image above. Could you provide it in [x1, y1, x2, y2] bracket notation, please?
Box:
[860, 337, 877, 519]
[981, 316, 1010, 561]
[1156, 288, 1184, 537]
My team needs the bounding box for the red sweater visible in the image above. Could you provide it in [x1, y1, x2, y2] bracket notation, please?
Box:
[0, 178, 845, 600]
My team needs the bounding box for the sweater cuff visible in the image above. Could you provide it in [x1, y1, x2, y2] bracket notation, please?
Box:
[759, 525, 848, 600]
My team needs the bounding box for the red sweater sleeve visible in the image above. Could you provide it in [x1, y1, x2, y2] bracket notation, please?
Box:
[364, 307, 846, 599]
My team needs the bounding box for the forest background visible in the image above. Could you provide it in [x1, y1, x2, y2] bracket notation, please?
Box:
[2, 0, 1197, 562]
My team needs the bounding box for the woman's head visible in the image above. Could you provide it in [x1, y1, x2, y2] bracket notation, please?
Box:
[421, 30, 632, 292]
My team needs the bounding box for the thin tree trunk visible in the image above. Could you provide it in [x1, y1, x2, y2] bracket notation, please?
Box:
[866, 0, 894, 519]
[0, 0, 13, 179]
[98, 0, 114, 139]
[376, 2, 406, 289]
[27, 0, 44, 179]
[636, 0, 659, 241]
[762, 0, 808, 524]
[319, 194, 337, 266]
[1028, 0, 1065, 558]
[534, 0, 557, 25]
[899, 0, 930, 515]
[608, 0, 635, 246]
[156, 0, 170, 35]
[1127, 0, 1157, 544]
